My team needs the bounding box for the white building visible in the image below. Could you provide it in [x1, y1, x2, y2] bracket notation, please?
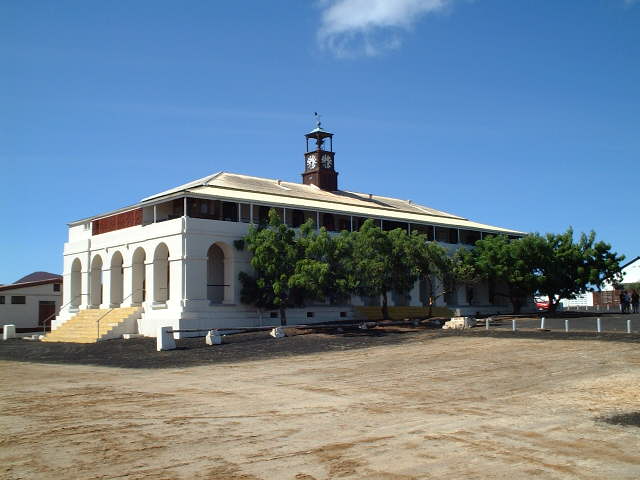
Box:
[52, 124, 524, 340]
[616, 256, 640, 287]
[560, 256, 639, 309]
[0, 272, 62, 330]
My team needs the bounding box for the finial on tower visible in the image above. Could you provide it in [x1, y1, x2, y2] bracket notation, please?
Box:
[314, 111, 322, 129]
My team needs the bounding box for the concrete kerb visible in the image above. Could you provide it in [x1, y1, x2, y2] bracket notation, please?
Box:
[155, 320, 397, 351]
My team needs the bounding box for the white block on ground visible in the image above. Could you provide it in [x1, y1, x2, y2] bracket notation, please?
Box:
[3, 324, 16, 340]
[157, 326, 176, 351]
[205, 330, 223, 345]
[270, 327, 286, 338]
[442, 317, 476, 330]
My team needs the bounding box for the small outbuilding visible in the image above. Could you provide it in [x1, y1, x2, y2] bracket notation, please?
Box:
[0, 272, 63, 331]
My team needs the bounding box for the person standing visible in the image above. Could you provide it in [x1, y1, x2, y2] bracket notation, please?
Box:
[620, 290, 628, 313]
[631, 290, 639, 314]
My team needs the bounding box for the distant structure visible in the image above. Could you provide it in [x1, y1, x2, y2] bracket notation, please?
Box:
[51, 122, 524, 341]
[0, 272, 62, 330]
[561, 256, 640, 309]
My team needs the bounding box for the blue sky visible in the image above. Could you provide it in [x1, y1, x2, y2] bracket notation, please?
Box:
[1, 0, 639, 283]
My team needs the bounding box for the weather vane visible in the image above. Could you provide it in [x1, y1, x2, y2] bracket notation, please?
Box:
[314, 111, 322, 129]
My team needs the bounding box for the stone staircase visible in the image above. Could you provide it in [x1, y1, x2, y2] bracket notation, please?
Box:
[42, 306, 142, 343]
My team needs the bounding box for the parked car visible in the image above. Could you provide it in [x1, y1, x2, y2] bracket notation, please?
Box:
[535, 298, 550, 311]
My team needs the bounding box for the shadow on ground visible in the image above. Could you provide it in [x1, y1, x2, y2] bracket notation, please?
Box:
[1, 325, 639, 369]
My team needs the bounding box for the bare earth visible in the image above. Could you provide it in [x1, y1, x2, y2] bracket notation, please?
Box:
[1, 335, 639, 480]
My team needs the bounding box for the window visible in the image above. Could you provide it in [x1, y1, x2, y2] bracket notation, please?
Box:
[269, 311, 278, 318]
[306, 312, 314, 318]
[435, 227, 459, 244]
[321, 212, 335, 231]
[459, 229, 481, 246]
[53, 283, 61, 292]
[290, 209, 305, 228]
[340, 311, 347, 318]
[239, 203, 251, 223]
[258, 205, 272, 225]
[221, 202, 238, 222]
[0, 296, 4, 304]
[382, 220, 409, 232]
[411, 224, 434, 241]
[11, 296, 26, 305]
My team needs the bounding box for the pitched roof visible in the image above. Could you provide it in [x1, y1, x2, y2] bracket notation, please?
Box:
[72, 171, 524, 235]
[14, 272, 62, 284]
[0, 272, 62, 292]
[141, 171, 466, 220]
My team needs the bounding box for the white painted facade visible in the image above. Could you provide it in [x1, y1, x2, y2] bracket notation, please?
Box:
[0, 281, 62, 329]
[56, 171, 524, 338]
[608, 256, 640, 289]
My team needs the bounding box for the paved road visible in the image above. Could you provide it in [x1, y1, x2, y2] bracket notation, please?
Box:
[490, 313, 640, 333]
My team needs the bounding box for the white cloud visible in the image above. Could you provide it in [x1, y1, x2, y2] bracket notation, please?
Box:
[317, 0, 454, 58]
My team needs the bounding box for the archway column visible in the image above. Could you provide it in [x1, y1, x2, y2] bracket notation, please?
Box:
[121, 263, 134, 306]
[80, 266, 91, 309]
[168, 256, 183, 307]
[222, 253, 234, 304]
[145, 261, 156, 307]
[183, 256, 207, 307]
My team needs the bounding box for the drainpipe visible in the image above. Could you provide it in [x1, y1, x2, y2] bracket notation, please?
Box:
[182, 197, 187, 309]
[86, 238, 91, 309]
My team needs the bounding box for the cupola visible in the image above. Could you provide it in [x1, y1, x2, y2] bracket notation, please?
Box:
[302, 113, 338, 191]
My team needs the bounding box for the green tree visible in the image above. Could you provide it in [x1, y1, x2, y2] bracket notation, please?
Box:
[535, 228, 625, 312]
[290, 224, 355, 305]
[469, 234, 539, 314]
[408, 233, 452, 315]
[237, 209, 305, 325]
[351, 220, 417, 319]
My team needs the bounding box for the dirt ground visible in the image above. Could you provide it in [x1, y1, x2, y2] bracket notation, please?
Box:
[1, 332, 639, 479]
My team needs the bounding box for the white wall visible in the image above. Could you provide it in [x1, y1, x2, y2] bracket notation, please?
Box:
[59, 210, 517, 336]
[622, 259, 640, 284]
[0, 283, 62, 329]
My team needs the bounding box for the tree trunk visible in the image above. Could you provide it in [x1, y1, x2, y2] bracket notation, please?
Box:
[425, 277, 434, 318]
[547, 294, 559, 313]
[381, 292, 390, 320]
[511, 296, 522, 314]
[279, 307, 287, 326]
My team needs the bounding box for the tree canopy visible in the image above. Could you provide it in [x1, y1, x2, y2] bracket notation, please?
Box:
[237, 209, 305, 324]
[237, 209, 625, 319]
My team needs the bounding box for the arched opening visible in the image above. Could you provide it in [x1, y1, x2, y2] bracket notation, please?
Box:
[70, 258, 82, 308]
[153, 243, 170, 303]
[110, 251, 124, 306]
[132, 247, 146, 305]
[90, 255, 103, 308]
[207, 244, 225, 303]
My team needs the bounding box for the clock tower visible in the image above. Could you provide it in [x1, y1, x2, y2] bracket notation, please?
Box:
[302, 115, 338, 191]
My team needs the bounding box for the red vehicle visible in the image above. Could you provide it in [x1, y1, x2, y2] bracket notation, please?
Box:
[535, 299, 550, 311]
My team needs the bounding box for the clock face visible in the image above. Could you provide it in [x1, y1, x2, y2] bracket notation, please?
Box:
[321, 153, 333, 168]
[306, 154, 318, 170]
